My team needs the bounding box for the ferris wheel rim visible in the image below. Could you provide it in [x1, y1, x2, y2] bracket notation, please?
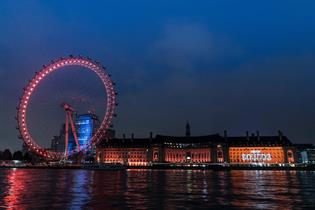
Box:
[17, 56, 116, 160]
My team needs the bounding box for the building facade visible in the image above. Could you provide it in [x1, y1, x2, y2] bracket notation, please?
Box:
[96, 129, 300, 166]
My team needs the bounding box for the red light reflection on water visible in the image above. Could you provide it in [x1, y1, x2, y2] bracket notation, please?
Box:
[2, 169, 27, 210]
[0, 169, 311, 209]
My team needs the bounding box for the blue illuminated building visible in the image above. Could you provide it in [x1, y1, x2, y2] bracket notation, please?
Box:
[77, 114, 94, 147]
[67, 132, 75, 152]
[66, 113, 99, 153]
[51, 113, 100, 154]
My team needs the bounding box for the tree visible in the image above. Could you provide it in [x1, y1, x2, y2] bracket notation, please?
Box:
[13, 151, 23, 160]
[3, 149, 13, 160]
[23, 152, 32, 163]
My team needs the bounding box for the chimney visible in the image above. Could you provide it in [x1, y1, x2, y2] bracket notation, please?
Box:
[224, 130, 227, 140]
[256, 130, 260, 140]
[278, 130, 283, 141]
[246, 131, 249, 140]
[131, 133, 134, 140]
[123, 134, 126, 139]
[185, 122, 191, 137]
[150, 132, 153, 140]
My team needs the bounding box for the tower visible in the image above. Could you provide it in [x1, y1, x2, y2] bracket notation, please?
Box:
[185, 121, 191, 137]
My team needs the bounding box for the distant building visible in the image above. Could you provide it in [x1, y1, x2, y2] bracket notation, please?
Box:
[51, 113, 100, 154]
[294, 144, 315, 164]
[68, 113, 100, 152]
[96, 127, 302, 166]
[51, 125, 66, 153]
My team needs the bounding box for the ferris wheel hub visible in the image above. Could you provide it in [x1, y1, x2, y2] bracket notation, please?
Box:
[61, 102, 75, 112]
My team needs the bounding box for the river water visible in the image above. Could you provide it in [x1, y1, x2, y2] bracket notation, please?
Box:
[0, 169, 314, 209]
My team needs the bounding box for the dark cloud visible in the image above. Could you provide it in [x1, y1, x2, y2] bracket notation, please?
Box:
[115, 48, 315, 143]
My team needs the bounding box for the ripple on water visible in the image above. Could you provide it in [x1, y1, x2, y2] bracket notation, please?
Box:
[0, 169, 314, 209]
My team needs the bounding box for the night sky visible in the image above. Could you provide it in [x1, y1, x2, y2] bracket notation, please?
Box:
[1, 1, 315, 151]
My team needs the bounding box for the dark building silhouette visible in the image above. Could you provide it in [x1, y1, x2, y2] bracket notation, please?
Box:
[293, 144, 315, 164]
[50, 124, 66, 153]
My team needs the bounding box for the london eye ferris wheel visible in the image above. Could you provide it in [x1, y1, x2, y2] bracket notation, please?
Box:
[16, 56, 117, 160]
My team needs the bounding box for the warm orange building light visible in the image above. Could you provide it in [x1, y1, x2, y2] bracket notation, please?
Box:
[97, 148, 149, 166]
[164, 148, 211, 163]
[229, 147, 285, 164]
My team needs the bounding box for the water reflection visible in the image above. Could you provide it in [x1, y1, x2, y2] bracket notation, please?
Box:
[2, 169, 27, 209]
[0, 169, 314, 209]
[69, 170, 92, 208]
